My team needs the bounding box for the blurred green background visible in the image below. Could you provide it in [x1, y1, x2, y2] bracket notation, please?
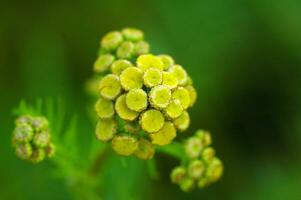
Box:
[1, 0, 301, 199]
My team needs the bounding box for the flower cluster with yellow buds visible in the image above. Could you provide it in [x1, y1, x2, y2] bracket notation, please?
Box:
[93, 28, 197, 159]
[170, 130, 223, 192]
[12, 115, 55, 163]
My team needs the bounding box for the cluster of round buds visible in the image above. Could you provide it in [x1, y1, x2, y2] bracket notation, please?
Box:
[94, 31, 197, 159]
[170, 130, 223, 192]
[12, 115, 55, 163]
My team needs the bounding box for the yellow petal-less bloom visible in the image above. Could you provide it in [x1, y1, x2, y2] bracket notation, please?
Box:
[45, 143, 56, 158]
[172, 87, 191, 110]
[187, 160, 205, 179]
[33, 131, 50, 148]
[185, 85, 197, 107]
[164, 99, 183, 119]
[98, 74, 122, 100]
[185, 136, 202, 158]
[13, 123, 34, 143]
[150, 122, 176, 145]
[30, 148, 46, 163]
[101, 31, 123, 50]
[206, 158, 223, 183]
[94, 54, 115, 73]
[137, 54, 163, 71]
[120, 67, 143, 91]
[140, 109, 164, 133]
[115, 94, 139, 121]
[95, 118, 117, 142]
[117, 41, 134, 59]
[111, 59, 133, 75]
[158, 55, 174, 70]
[134, 41, 150, 55]
[149, 85, 171, 109]
[122, 28, 144, 42]
[196, 130, 212, 147]
[143, 68, 162, 87]
[134, 138, 155, 160]
[112, 135, 138, 156]
[170, 166, 186, 184]
[15, 143, 32, 160]
[95, 97, 115, 119]
[162, 71, 178, 89]
[179, 177, 195, 192]
[173, 111, 190, 131]
[197, 177, 210, 188]
[202, 147, 216, 162]
[169, 65, 188, 85]
[126, 89, 148, 112]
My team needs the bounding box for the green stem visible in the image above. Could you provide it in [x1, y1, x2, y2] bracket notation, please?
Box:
[155, 142, 186, 162]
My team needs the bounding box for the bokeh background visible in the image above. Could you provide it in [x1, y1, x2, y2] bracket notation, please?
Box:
[1, 0, 301, 199]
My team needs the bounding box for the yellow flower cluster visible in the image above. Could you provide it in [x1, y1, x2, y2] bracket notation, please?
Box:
[12, 115, 55, 163]
[93, 28, 197, 159]
[170, 130, 223, 192]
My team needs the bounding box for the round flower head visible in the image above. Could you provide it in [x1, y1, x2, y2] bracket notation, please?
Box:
[170, 166, 186, 184]
[45, 143, 56, 158]
[117, 41, 134, 59]
[188, 160, 205, 179]
[158, 55, 174, 70]
[206, 158, 223, 183]
[16, 115, 32, 125]
[95, 97, 115, 119]
[16, 143, 32, 160]
[134, 41, 150, 55]
[101, 31, 123, 50]
[185, 85, 197, 107]
[115, 94, 139, 121]
[30, 148, 46, 163]
[202, 147, 216, 162]
[164, 99, 183, 119]
[185, 136, 203, 158]
[162, 71, 178, 89]
[111, 59, 133, 75]
[179, 177, 195, 192]
[143, 68, 162, 87]
[112, 135, 138, 156]
[120, 67, 143, 91]
[149, 85, 171, 109]
[93, 54, 115, 73]
[169, 65, 188, 85]
[172, 87, 191, 110]
[122, 28, 144, 42]
[150, 122, 176, 145]
[33, 131, 50, 148]
[173, 111, 190, 131]
[134, 138, 155, 160]
[13, 123, 34, 143]
[98, 74, 121, 100]
[197, 177, 210, 188]
[196, 130, 212, 147]
[140, 109, 164, 133]
[31, 117, 49, 132]
[137, 54, 163, 71]
[95, 118, 117, 142]
[126, 89, 148, 112]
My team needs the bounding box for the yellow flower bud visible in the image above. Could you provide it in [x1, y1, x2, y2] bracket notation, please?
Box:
[120, 67, 143, 91]
[143, 68, 162, 87]
[115, 94, 139, 121]
[134, 138, 155, 160]
[187, 160, 205, 179]
[101, 31, 123, 50]
[169, 65, 188, 85]
[140, 109, 164, 133]
[164, 99, 183, 119]
[111, 59, 133, 75]
[98, 74, 122, 100]
[95, 97, 115, 119]
[170, 166, 186, 184]
[150, 122, 176, 145]
[33, 131, 50, 148]
[30, 148, 46, 163]
[173, 111, 190, 131]
[31, 117, 49, 132]
[16, 115, 32, 125]
[158, 55, 174, 70]
[185, 85, 197, 107]
[95, 118, 117, 142]
[121, 28, 144, 42]
[45, 143, 56, 158]
[134, 41, 150, 55]
[93, 54, 115, 73]
[149, 85, 171, 109]
[202, 147, 216, 162]
[16, 143, 33, 160]
[206, 158, 223, 183]
[185, 136, 203, 158]
[126, 89, 148, 112]
[137, 54, 163, 71]
[162, 71, 178, 89]
[112, 135, 138, 156]
[197, 177, 210, 188]
[172, 87, 191, 110]
[13, 123, 34, 143]
[196, 130, 212, 147]
[179, 177, 195, 192]
[117, 41, 135, 59]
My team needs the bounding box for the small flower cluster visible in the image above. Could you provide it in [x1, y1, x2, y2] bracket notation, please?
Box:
[170, 130, 223, 192]
[12, 115, 55, 163]
[93, 28, 197, 159]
